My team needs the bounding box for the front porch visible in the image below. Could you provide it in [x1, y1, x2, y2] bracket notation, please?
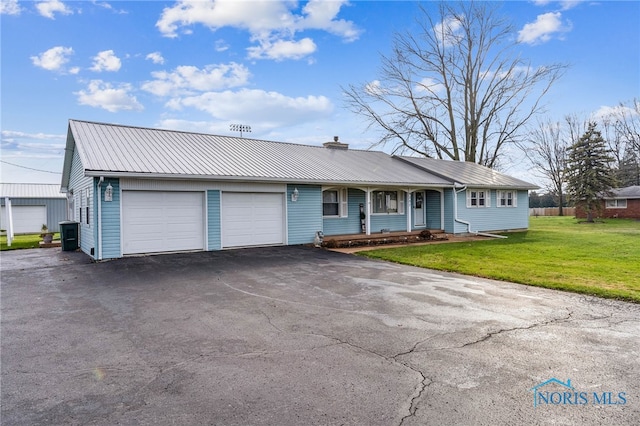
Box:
[321, 229, 447, 249]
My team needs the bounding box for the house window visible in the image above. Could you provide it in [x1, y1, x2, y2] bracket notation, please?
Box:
[322, 188, 348, 217]
[467, 189, 490, 208]
[606, 199, 627, 208]
[372, 191, 405, 214]
[85, 190, 90, 225]
[497, 190, 517, 207]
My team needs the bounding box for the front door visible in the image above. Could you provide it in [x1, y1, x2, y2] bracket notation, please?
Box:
[413, 191, 425, 227]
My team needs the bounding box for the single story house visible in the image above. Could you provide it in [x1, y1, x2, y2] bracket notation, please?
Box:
[576, 185, 640, 219]
[1, 183, 67, 234]
[61, 119, 537, 260]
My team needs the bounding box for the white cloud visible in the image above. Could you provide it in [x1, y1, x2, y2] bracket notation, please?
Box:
[592, 105, 639, 123]
[247, 37, 317, 61]
[90, 50, 122, 72]
[364, 80, 383, 96]
[155, 0, 360, 61]
[36, 0, 73, 19]
[415, 78, 445, 95]
[518, 12, 572, 45]
[31, 46, 74, 72]
[215, 39, 229, 52]
[92, 1, 128, 14]
[141, 62, 250, 96]
[75, 80, 143, 112]
[146, 51, 165, 64]
[0, 0, 21, 15]
[166, 88, 332, 129]
[433, 15, 464, 47]
[533, 1, 583, 11]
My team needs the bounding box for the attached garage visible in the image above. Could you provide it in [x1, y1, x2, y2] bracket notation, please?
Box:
[221, 192, 285, 248]
[1, 205, 46, 234]
[122, 191, 205, 255]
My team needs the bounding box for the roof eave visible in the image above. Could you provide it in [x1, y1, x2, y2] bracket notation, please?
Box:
[83, 170, 455, 188]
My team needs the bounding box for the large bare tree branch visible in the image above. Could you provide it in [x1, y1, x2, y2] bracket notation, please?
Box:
[342, 1, 568, 166]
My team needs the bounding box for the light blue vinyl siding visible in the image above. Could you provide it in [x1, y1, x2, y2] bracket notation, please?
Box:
[322, 188, 365, 236]
[287, 184, 322, 244]
[369, 213, 407, 233]
[68, 148, 95, 257]
[98, 178, 121, 259]
[424, 190, 442, 230]
[207, 190, 221, 250]
[443, 189, 456, 233]
[455, 190, 530, 233]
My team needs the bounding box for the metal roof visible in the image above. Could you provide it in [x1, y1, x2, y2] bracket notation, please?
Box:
[66, 120, 452, 187]
[606, 186, 640, 199]
[0, 183, 65, 198]
[396, 156, 538, 189]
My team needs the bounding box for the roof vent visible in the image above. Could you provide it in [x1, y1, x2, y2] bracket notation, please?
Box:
[323, 136, 349, 150]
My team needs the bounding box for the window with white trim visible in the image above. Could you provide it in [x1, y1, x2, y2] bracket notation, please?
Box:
[605, 199, 627, 208]
[322, 188, 348, 217]
[467, 189, 490, 208]
[497, 190, 517, 207]
[372, 190, 405, 214]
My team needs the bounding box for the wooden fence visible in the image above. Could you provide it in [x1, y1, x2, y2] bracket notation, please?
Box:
[529, 207, 576, 217]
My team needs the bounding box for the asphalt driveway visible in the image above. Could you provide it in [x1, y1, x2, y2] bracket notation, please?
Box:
[1, 246, 639, 425]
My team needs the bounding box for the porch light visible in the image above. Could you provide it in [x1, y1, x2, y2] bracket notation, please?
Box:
[104, 183, 113, 202]
[291, 187, 299, 202]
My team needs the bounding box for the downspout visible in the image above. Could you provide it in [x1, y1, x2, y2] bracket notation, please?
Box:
[454, 183, 507, 239]
[97, 176, 104, 260]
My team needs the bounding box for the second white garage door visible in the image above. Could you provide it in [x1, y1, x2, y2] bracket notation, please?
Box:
[221, 192, 284, 248]
[122, 191, 204, 255]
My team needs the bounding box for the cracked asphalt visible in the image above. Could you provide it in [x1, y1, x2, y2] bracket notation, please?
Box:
[1, 246, 639, 425]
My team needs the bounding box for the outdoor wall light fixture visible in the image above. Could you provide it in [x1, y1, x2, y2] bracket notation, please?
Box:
[104, 183, 113, 202]
[291, 187, 299, 202]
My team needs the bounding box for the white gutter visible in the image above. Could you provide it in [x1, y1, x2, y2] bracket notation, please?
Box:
[97, 176, 104, 260]
[453, 183, 507, 239]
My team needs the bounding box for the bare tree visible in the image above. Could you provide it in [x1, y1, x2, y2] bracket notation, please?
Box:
[522, 119, 569, 215]
[343, 1, 567, 167]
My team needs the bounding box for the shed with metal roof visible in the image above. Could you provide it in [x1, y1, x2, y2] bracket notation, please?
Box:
[1, 183, 67, 234]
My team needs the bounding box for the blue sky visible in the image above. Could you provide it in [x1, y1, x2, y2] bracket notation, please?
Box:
[1, 0, 639, 186]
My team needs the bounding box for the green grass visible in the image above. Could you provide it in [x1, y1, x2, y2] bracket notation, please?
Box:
[0, 233, 60, 251]
[359, 217, 640, 303]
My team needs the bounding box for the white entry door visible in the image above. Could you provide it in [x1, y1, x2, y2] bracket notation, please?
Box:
[413, 191, 425, 227]
[122, 191, 204, 255]
[221, 192, 284, 248]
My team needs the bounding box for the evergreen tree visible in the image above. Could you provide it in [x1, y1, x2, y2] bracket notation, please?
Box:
[565, 122, 618, 222]
[616, 147, 640, 186]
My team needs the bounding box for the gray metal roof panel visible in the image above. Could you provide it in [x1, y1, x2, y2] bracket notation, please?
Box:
[69, 120, 452, 186]
[0, 183, 65, 198]
[606, 186, 640, 199]
[397, 156, 538, 189]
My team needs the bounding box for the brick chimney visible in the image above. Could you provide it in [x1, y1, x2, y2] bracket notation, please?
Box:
[323, 136, 349, 150]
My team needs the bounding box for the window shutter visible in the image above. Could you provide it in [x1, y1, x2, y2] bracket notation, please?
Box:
[340, 188, 348, 217]
[512, 191, 517, 207]
[398, 191, 405, 214]
[485, 190, 491, 207]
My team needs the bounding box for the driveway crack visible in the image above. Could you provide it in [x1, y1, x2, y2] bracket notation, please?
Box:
[458, 308, 574, 349]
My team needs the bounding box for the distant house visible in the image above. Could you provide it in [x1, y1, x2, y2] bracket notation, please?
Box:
[61, 119, 537, 260]
[576, 186, 640, 219]
[0, 183, 67, 234]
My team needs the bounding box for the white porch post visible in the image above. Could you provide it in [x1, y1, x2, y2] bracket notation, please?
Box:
[5, 197, 13, 247]
[406, 191, 412, 232]
[365, 189, 371, 236]
[441, 190, 445, 230]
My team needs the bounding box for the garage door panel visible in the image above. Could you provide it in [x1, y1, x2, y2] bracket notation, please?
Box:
[221, 193, 284, 248]
[122, 191, 204, 254]
[1, 206, 47, 234]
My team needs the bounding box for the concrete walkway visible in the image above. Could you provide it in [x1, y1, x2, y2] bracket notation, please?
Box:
[1, 247, 638, 425]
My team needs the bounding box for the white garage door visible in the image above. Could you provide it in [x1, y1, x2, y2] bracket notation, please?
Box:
[1, 205, 47, 234]
[122, 191, 204, 255]
[221, 192, 284, 248]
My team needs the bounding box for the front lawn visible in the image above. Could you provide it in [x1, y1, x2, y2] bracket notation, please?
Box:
[359, 217, 640, 302]
[0, 233, 60, 251]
